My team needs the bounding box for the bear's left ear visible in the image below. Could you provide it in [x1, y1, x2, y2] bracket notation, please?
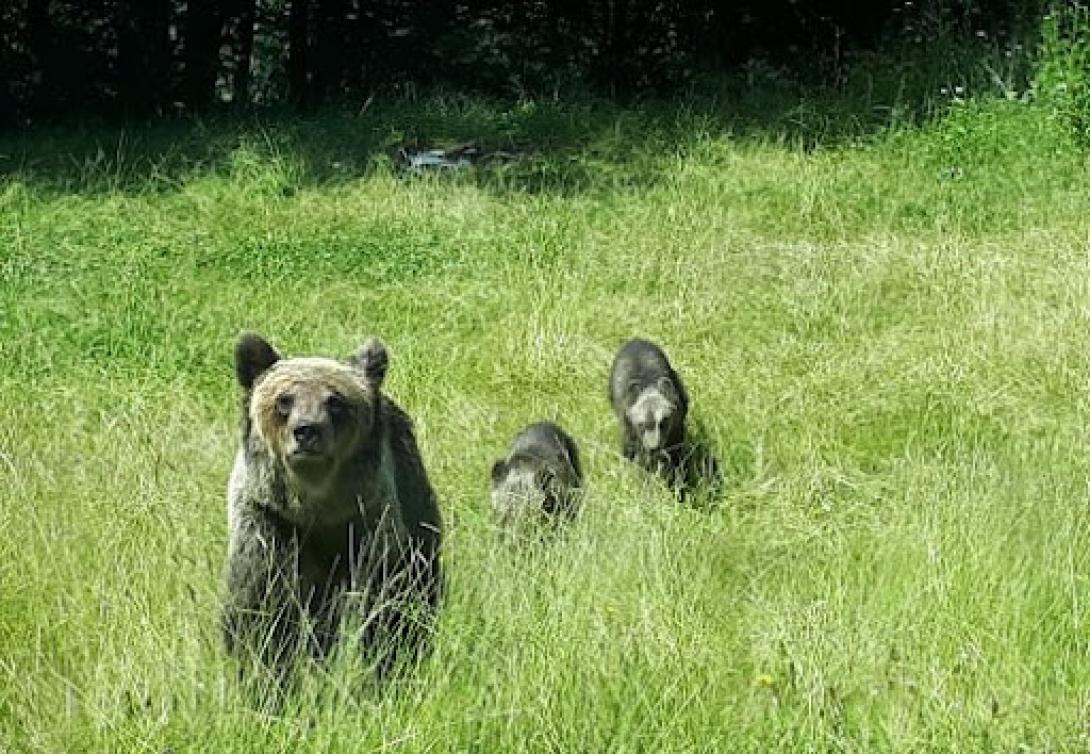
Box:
[350, 337, 388, 391]
[656, 376, 680, 406]
[490, 459, 508, 485]
[235, 332, 281, 391]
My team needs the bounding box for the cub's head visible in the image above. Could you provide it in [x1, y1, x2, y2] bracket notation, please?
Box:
[626, 377, 685, 454]
[490, 456, 554, 524]
[234, 333, 388, 483]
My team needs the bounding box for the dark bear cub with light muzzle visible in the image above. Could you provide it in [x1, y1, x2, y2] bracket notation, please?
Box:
[610, 338, 713, 496]
[490, 421, 583, 533]
[222, 333, 442, 687]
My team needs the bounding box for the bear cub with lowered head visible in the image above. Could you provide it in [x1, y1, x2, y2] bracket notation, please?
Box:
[490, 421, 583, 534]
[223, 333, 442, 682]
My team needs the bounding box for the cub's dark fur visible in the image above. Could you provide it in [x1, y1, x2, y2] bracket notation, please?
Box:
[222, 333, 442, 684]
[490, 421, 583, 531]
[609, 338, 691, 489]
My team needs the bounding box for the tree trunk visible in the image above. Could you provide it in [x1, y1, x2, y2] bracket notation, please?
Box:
[233, 0, 256, 107]
[288, 0, 311, 108]
[117, 0, 171, 117]
[0, 4, 17, 126]
[183, 0, 223, 111]
[604, 0, 632, 95]
[26, 0, 57, 119]
[343, 0, 365, 92]
[313, 0, 346, 104]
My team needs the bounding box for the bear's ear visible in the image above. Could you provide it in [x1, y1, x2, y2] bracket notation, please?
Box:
[490, 459, 508, 485]
[668, 371, 689, 411]
[234, 333, 281, 391]
[656, 376, 679, 405]
[351, 337, 388, 391]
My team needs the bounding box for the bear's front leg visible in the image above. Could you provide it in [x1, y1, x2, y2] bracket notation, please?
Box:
[352, 539, 437, 680]
[621, 428, 641, 463]
[222, 506, 303, 687]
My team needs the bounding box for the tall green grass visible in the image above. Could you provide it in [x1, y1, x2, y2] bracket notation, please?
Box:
[2, 53, 1090, 751]
[1039, 2, 1090, 142]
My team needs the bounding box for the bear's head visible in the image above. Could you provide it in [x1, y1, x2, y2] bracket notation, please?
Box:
[234, 333, 388, 491]
[491, 455, 554, 520]
[625, 377, 685, 455]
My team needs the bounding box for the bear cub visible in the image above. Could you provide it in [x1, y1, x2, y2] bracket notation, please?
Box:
[222, 333, 442, 683]
[490, 421, 583, 533]
[609, 338, 693, 492]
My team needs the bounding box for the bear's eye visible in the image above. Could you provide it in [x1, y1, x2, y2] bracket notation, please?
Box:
[326, 394, 348, 418]
[275, 394, 294, 418]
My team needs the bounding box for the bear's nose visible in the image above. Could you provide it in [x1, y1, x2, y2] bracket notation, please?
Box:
[293, 423, 322, 449]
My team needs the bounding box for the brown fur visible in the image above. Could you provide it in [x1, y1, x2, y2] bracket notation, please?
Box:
[222, 334, 442, 687]
[251, 358, 373, 461]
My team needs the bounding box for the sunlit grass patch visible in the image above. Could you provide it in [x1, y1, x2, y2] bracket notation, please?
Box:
[1, 92, 1089, 751]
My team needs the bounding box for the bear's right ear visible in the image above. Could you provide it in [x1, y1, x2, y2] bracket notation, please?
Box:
[234, 333, 281, 391]
[490, 459, 508, 485]
[351, 337, 388, 391]
[655, 376, 679, 405]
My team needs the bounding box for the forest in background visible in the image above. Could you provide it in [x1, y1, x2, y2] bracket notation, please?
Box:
[0, 1, 1049, 126]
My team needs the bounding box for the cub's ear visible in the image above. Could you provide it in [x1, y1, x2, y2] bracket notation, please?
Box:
[235, 333, 281, 391]
[490, 459, 508, 486]
[351, 337, 388, 390]
[656, 376, 679, 405]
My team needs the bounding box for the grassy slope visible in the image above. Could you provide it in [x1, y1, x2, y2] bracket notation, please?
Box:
[1, 92, 1090, 752]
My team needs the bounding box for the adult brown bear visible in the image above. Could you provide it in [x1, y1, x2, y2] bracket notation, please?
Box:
[222, 333, 442, 684]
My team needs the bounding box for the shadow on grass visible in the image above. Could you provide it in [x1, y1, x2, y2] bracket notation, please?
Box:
[0, 51, 986, 199]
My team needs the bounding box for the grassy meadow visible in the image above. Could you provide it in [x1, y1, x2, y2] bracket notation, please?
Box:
[2, 80, 1090, 751]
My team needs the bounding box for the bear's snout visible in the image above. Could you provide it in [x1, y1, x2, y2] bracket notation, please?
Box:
[642, 428, 662, 451]
[291, 422, 325, 452]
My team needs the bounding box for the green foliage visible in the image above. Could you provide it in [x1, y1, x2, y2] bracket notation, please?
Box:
[2, 84, 1090, 751]
[0, 0, 1055, 123]
[1038, 2, 1090, 141]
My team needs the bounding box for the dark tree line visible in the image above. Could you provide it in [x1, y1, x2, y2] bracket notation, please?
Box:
[0, 1, 1047, 126]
